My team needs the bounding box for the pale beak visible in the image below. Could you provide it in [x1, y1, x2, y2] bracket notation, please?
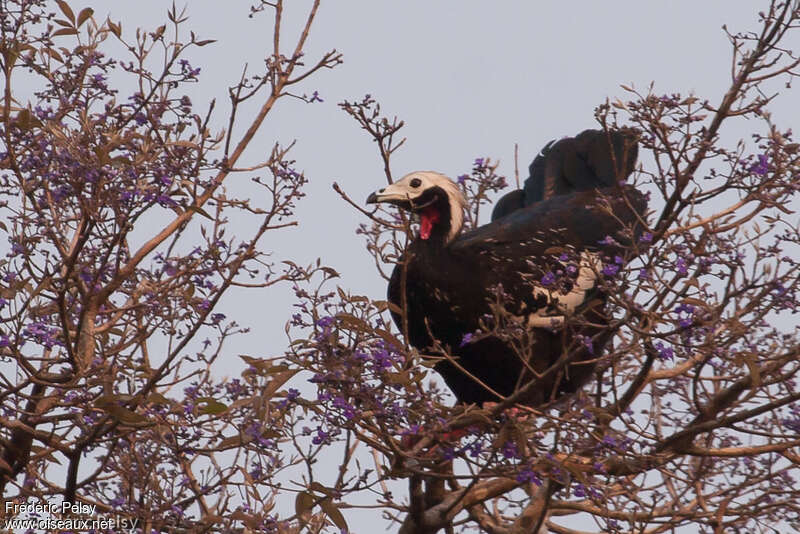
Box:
[366, 183, 410, 206]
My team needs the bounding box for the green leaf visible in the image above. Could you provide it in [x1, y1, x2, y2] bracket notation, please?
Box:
[147, 392, 171, 405]
[94, 394, 133, 409]
[197, 397, 227, 415]
[107, 406, 149, 426]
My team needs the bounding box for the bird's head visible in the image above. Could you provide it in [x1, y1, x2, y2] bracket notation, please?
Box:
[367, 171, 467, 244]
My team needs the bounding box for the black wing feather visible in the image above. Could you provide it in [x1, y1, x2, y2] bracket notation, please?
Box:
[457, 186, 647, 256]
[491, 129, 638, 221]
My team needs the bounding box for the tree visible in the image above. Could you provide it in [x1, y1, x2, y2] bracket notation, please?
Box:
[0, 0, 342, 531]
[0, 1, 799, 534]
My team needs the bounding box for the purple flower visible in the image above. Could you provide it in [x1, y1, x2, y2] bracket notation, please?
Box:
[784, 417, 800, 433]
[675, 303, 695, 329]
[676, 257, 688, 275]
[655, 342, 674, 361]
[501, 441, 519, 459]
[312, 427, 330, 445]
[749, 153, 769, 176]
[249, 465, 263, 480]
[515, 467, 542, 486]
[460, 333, 474, 347]
[316, 316, 334, 329]
[599, 435, 630, 452]
[226, 379, 243, 399]
[456, 174, 468, 185]
[541, 271, 556, 286]
[333, 396, 357, 419]
[602, 264, 619, 277]
[579, 335, 594, 355]
[640, 232, 653, 243]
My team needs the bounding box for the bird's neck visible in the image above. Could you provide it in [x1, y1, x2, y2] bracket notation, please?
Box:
[417, 192, 461, 246]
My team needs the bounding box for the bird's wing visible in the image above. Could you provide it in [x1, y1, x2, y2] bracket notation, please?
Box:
[491, 129, 638, 221]
[452, 186, 648, 322]
[457, 186, 647, 254]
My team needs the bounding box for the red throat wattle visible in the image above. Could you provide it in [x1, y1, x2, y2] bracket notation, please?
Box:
[419, 207, 440, 240]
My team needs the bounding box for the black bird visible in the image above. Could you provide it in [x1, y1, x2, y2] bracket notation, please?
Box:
[367, 129, 646, 407]
[491, 128, 638, 221]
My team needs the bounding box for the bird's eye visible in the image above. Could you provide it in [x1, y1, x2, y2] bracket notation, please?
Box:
[409, 178, 422, 188]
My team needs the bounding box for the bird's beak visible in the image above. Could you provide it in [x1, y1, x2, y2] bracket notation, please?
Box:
[366, 183, 409, 206]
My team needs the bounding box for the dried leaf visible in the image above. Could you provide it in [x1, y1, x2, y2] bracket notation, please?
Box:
[107, 19, 121, 38]
[186, 204, 214, 221]
[336, 313, 369, 333]
[320, 498, 348, 531]
[56, 0, 75, 23]
[295, 491, 314, 520]
[217, 435, 242, 450]
[167, 140, 200, 149]
[77, 7, 94, 27]
[263, 370, 298, 399]
[52, 28, 79, 37]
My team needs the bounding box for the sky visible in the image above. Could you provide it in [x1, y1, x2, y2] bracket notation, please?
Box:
[19, 1, 800, 531]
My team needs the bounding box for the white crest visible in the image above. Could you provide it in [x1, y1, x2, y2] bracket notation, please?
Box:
[380, 171, 467, 243]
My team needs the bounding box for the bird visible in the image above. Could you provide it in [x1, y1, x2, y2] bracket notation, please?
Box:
[366, 129, 646, 407]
